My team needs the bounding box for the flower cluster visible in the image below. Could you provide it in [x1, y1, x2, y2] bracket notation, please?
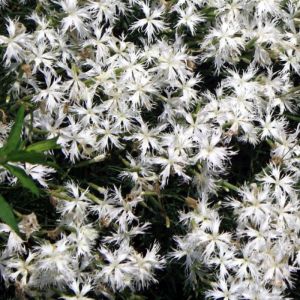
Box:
[1, 181, 165, 298]
[0, 0, 300, 298]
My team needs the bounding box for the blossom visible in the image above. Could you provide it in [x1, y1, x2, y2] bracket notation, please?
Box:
[2, 0, 300, 298]
[201, 18, 245, 70]
[7, 252, 36, 287]
[0, 224, 25, 254]
[130, 1, 167, 42]
[228, 184, 271, 225]
[96, 119, 123, 152]
[58, 0, 90, 37]
[156, 43, 192, 81]
[126, 120, 165, 156]
[129, 243, 165, 289]
[71, 90, 103, 126]
[33, 238, 75, 286]
[61, 280, 94, 300]
[0, 18, 28, 66]
[193, 131, 233, 170]
[175, 6, 205, 35]
[97, 245, 132, 291]
[258, 165, 295, 198]
[28, 42, 56, 74]
[206, 278, 240, 300]
[58, 116, 96, 162]
[32, 71, 65, 112]
[200, 217, 232, 259]
[24, 164, 56, 188]
[56, 181, 92, 223]
[152, 148, 190, 187]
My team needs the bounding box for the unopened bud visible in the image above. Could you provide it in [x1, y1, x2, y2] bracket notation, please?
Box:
[185, 196, 198, 209]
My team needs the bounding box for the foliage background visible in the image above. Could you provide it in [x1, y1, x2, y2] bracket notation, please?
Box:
[1, 0, 300, 299]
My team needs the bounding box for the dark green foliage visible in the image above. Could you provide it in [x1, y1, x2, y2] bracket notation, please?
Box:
[0, 194, 19, 233]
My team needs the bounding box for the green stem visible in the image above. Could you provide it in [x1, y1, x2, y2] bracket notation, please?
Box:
[87, 182, 106, 194]
[220, 181, 239, 192]
[281, 85, 300, 98]
[72, 154, 106, 168]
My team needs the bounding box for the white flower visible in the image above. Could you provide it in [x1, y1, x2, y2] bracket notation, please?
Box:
[32, 70, 65, 112]
[261, 245, 296, 288]
[0, 223, 25, 254]
[71, 90, 103, 126]
[223, 66, 259, 95]
[194, 131, 232, 170]
[96, 119, 123, 152]
[126, 120, 165, 156]
[58, 117, 96, 162]
[152, 148, 190, 187]
[87, 0, 119, 24]
[7, 252, 36, 287]
[200, 217, 232, 259]
[0, 0, 8, 7]
[83, 26, 111, 62]
[175, 6, 205, 35]
[280, 48, 300, 75]
[255, 0, 282, 18]
[156, 43, 191, 81]
[229, 184, 271, 225]
[107, 186, 141, 227]
[29, 13, 57, 44]
[58, 0, 90, 37]
[56, 181, 92, 223]
[33, 237, 75, 286]
[130, 2, 167, 42]
[103, 222, 150, 245]
[208, 249, 236, 279]
[68, 223, 98, 257]
[234, 248, 260, 280]
[24, 164, 55, 188]
[201, 18, 245, 70]
[258, 165, 295, 198]
[161, 125, 194, 155]
[129, 243, 165, 289]
[259, 114, 287, 140]
[97, 245, 132, 291]
[28, 42, 56, 74]
[206, 278, 240, 300]
[61, 280, 94, 300]
[127, 75, 157, 109]
[0, 18, 28, 66]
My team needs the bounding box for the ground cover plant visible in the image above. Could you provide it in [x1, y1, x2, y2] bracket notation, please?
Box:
[1, 0, 300, 299]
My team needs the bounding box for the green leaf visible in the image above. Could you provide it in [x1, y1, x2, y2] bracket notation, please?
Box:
[26, 137, 60, 152]
[0, 195, 19, 233]
[2, 105, 25, 154]
[7, 150, 48, 165]
[4, 164, 39, 196]
[0, 149, 8, 164]
[284, 113, 300, 122]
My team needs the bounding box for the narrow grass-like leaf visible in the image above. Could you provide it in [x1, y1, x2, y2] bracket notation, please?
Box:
[284, 113, 300, 122]
[7, 151, 48, 165]
[2, 105, 25, 154]
[0, 195, 19, 233]
[26, 137, 60, 152]
[4, 164, 39, 196]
